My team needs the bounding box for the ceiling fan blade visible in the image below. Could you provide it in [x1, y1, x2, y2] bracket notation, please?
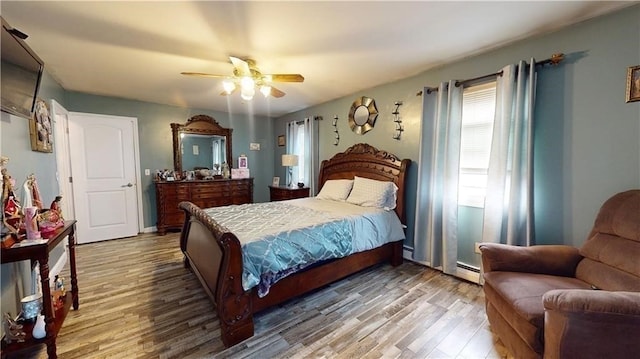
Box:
[229, 56, 251, 76]
[181, 72, 228, 78]
[269, 74, 305, 82]
[270, 86, 286, 98]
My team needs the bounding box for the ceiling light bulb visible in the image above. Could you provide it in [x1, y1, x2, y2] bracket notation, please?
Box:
[241, 76, 255, 89]
[222, 80, 236, 94]
[260, 85, 272, 97]
[241, 86, 255, 101]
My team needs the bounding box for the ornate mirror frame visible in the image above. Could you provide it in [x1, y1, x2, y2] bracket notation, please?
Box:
[348, 96, 379, 135]
[171, 114, 233, 173]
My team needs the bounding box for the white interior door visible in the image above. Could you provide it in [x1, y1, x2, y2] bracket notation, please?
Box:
[68, 113, 140, 243]
[50, 100, 75, 220]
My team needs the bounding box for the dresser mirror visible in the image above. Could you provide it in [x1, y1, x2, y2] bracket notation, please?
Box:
[171, 114, 233, 174]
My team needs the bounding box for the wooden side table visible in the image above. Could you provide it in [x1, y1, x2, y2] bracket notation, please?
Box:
[269, 185, 310, 201]
[1, 220, 79, 359]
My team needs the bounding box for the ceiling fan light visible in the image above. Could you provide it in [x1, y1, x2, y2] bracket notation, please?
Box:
[240, 76, 255, 89]
[222, 80, 236, 94]
[260, 85, 272, 97]
[241, 86, 255, 101]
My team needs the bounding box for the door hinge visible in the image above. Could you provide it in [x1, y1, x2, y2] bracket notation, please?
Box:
[69, 177, 73, 183]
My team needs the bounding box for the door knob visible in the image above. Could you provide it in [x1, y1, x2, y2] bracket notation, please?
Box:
[123, 183, 134, 187]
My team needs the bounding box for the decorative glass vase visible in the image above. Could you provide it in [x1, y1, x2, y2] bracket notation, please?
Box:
[222, 162, 230, 179]
[32, 314, 46, 339]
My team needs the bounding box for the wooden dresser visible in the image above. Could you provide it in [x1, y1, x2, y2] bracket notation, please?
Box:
[269, 185, 310, 201]
[155, 178, 253, 234]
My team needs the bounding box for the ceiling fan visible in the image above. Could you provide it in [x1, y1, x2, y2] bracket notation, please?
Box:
[181, 56, 304, 100]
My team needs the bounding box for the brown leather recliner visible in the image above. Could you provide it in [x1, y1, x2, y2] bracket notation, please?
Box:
[480, 189, 640, 359]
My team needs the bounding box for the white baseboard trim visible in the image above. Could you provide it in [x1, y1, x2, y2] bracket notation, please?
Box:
[143, 226, 157, 233]
[402, 246, 480, 284]
[403, 248, 431, 267]
[49, 243, 68, 288]
[456, 266, 480, 284]
[402, 248, 413, 261]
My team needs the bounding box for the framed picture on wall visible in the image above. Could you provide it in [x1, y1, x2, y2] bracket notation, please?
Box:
[626, 65, 640, 103]
[277, 135, 285, 147]
[29, 99, 54, 153]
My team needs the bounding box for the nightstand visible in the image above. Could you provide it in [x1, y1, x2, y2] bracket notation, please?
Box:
[269, 185, 310, 201]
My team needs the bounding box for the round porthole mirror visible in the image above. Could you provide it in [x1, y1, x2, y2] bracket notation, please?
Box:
[348, 96, 378, 135]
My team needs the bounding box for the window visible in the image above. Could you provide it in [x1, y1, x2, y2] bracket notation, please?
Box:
[287, 117, 318, 192]
[293, 122, 305, 182]
[287, 120, 306, 186]
[459, 81, 496, 207]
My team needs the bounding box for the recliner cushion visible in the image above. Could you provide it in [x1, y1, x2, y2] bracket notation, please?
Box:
[576, 233, 640, 290]
[588, 189, 640, 242]
[483, 272, 592, 354]
[577, 189, 640, 290]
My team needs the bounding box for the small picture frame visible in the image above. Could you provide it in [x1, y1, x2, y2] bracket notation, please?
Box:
[626, 65, 640, 103]
[272, 177, 280, 187]
[238, 155, 248, 169]
[277, 135, 285, 147]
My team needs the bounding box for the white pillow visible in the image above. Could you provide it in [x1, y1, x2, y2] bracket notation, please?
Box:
[346, 176, 398, 210]
[316, 179, 354, 201]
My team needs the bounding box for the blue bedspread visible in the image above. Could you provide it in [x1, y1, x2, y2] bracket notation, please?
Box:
[204, 199, 404, 297]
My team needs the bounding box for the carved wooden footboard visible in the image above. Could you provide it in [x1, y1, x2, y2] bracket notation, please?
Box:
[178, 143, 411, 347]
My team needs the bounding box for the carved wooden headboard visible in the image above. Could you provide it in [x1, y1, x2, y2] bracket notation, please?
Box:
[317, 143, 411, 223]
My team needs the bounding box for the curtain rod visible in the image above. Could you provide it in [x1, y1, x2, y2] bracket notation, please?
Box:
[422, 53, 564, 95]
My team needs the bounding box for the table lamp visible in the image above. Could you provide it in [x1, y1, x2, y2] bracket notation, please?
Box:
[281, 154, 298, 187]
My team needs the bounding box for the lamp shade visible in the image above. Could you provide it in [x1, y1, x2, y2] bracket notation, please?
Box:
[282, 154, 298, 167]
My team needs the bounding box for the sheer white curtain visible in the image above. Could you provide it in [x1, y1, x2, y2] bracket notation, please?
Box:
[482, 59, 537, 246]
[286, 118, 318, 192]
[413, 81, 463, 275]
[286, 120, 300, 186]
[303, 117, 319, 194]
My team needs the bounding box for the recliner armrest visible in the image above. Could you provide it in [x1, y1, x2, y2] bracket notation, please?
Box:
[543, 289, 640, 315]
[479, 243, 582, 276]
[543, 290, 640, 359]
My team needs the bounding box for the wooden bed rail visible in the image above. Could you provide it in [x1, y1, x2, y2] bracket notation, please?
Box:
[179, 201, 254, 346]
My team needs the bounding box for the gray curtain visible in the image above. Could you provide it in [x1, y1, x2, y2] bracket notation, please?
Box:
[413, 81, 463, 275]
[285, 121, 298, 186]
[482, 59, 537, 246]
[303, 117, 319, 194]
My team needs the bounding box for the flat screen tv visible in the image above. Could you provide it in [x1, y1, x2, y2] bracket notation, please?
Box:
[1, 16, 44, 119]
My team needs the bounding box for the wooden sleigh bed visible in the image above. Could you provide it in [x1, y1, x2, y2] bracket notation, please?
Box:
[178, 143, 411, 347]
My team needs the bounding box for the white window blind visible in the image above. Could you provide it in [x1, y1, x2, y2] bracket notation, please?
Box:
[459, 81, 496, 207]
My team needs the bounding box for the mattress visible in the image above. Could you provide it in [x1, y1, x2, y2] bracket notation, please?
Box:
[203, 197, 405, 297]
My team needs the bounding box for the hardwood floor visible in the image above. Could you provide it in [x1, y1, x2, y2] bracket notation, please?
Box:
[20, 232, 511, 359]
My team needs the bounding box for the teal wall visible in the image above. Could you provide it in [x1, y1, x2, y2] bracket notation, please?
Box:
[277, 6, 640, 255]
[64, 92, 275, 228]
[181, 136, 214, 171]
[2, 5, 638, 316]
[1, 70, 67, 324]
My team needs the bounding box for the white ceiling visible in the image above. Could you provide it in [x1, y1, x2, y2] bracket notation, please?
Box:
[1, 1, 633, 118]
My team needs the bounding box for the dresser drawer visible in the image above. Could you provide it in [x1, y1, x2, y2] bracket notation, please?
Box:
[230, 180, 252, 191]
[191, 182, 229, 194]
[156, 183, 190, 195]
[163, 212, 185, 227]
